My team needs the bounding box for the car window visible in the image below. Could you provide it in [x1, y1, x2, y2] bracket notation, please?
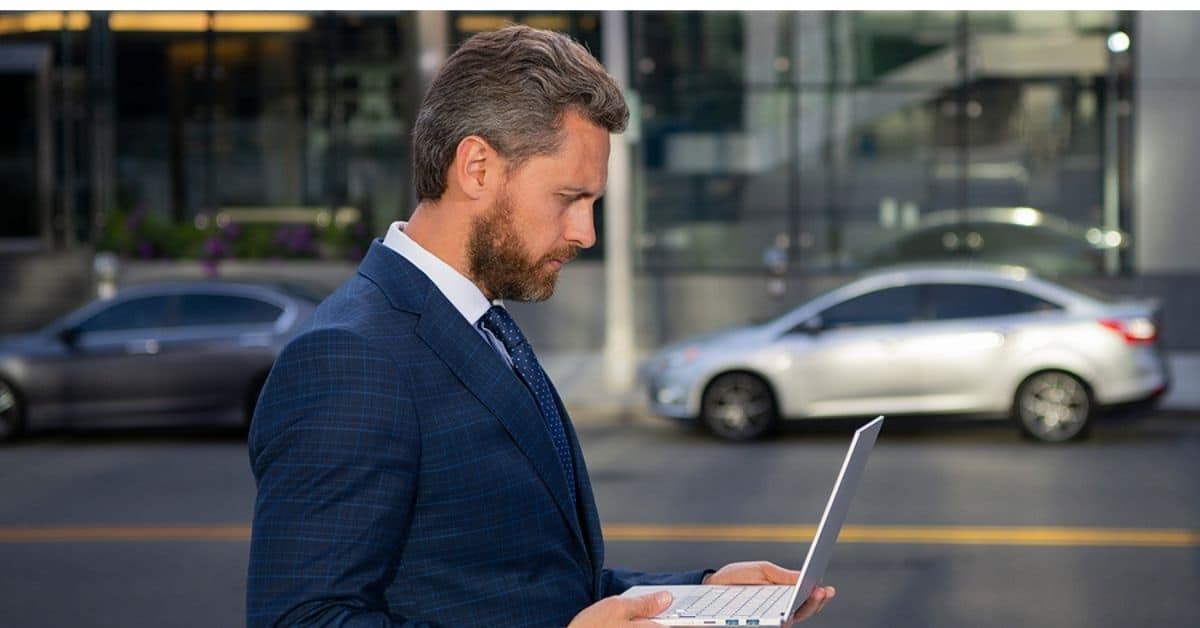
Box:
[177, 294, 283, 327]
[926, 283, 1061, 320]
[76, 296, 177, 333]
[816, 285, 923, 329]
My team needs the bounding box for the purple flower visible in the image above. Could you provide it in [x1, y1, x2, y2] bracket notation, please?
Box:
[220, 221, 241, 240]
[273, 224, 316, 256]
[202, 236, 229, 259]
[135, 240, 155, 259]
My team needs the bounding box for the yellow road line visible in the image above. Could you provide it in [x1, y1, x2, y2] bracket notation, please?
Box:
[0, 524, 1197, 547]
[603, 524, 1200, 548]
[0, 525, 250, 542]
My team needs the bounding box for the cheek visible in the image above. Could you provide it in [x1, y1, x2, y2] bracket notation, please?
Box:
[525, 203, 569, 247]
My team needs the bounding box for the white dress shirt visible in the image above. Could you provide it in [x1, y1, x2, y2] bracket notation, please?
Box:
[381, 221, 513, 367]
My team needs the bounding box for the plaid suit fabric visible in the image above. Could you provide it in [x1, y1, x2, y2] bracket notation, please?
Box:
[247, 241, 708, 627]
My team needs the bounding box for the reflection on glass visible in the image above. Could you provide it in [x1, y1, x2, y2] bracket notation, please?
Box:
[631, 10, 1121, 276]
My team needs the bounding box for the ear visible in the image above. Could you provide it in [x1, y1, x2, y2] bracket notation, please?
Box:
[450, 135, 501, 201]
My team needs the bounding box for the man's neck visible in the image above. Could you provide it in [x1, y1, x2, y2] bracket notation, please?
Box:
[403, 201, 491, 299]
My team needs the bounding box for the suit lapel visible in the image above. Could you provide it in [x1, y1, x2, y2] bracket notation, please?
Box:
[359, 240, 591, 570]
[551, 386, 605, 591]
[413, 280, 587, 553]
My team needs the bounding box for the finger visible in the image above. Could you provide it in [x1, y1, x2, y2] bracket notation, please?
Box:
[759, 561, 801, 584]
[790, 587, 830, 622]
[817, 586, 836, 614]
[811, 594, 829, 617]
[625, 591, 673, 619]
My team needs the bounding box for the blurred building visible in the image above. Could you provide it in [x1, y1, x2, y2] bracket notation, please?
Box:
[1, 11, 1198, 373]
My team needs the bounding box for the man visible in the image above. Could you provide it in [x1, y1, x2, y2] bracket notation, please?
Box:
[247, 24, 834, 627]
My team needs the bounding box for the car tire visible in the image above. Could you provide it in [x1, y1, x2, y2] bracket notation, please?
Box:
[1012, 370, 1092, 443]
[0, 379, 25, 443]
[700, 372, 780, 441]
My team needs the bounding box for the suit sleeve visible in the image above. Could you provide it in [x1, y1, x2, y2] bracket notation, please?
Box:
[598, 567, 715, 598]
[246, 328, 438, 627]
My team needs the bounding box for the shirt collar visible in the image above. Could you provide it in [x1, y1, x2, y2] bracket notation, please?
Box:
[382, 221, 497, 325]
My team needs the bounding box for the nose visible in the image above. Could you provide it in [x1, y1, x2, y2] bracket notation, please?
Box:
[566, 203, 597, 249]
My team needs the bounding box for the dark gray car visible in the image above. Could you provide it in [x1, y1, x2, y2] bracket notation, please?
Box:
[0, 281, 320, 440]
[859, 207, 1128, 275]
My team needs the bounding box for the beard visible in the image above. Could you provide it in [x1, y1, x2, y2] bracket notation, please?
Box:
[467, 190, 578, 302]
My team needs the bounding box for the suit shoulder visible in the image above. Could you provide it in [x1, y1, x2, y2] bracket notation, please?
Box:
[305, 273, 421, 345]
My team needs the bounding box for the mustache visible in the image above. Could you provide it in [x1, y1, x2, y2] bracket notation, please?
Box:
[545, 246, 579, 264]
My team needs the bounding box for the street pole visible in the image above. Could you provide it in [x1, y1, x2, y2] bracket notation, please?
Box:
[602, 12, 637, 396]
[1103, 33, 1122, 276]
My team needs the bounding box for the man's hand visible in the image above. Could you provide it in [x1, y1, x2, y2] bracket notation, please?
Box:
[704, 561, 836, 624]
[568, 590, 673, 627]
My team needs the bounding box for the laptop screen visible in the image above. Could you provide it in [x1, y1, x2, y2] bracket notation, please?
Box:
[784, 415, 884, 616]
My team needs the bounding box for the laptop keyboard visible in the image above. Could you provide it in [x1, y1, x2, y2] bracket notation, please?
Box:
[665, 585, 790, 623]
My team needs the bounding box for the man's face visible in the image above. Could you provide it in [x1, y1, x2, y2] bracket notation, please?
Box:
[467, 110, 610, 302]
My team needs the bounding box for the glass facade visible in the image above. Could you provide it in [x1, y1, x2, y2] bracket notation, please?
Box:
[110, 13, 416, 260]
[629, 11, 1133, 276]
[0, 10, 1133, 275]
[0, 11, 419, 262]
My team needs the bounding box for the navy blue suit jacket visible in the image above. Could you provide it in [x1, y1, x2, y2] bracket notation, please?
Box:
[247, 241, 707, 627]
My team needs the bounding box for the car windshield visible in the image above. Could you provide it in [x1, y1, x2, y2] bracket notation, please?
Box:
[763, 279, 860, 326]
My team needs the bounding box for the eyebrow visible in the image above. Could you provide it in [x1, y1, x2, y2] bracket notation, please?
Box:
[558, 187, 603, 199]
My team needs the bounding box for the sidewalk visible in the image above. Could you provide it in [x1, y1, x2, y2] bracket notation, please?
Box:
[540, 352, 649, 426]
[544, 351, 1200, 425]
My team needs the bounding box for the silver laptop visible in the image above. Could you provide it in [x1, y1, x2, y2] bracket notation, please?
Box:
[622, 415, 884, 627]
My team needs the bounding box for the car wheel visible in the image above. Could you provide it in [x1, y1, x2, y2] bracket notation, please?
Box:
[701, 372, 779, 441]
[0, 379, 24, 442]
[1013, 371, 1092, 443]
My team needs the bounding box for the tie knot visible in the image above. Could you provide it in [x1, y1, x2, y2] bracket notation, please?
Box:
[480, 305, 528, 355]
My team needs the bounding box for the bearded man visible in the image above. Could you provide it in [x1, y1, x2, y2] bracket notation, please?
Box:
[246, 24, 834, 627]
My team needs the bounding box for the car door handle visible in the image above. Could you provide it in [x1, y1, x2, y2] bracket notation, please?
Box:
[126, 339, 160, 355]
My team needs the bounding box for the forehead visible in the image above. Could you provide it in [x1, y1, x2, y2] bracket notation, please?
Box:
[513, 110, 610, 191]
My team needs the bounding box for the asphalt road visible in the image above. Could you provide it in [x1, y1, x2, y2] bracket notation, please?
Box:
[1, 412, 1197, 628]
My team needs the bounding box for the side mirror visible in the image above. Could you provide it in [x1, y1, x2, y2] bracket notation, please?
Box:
[58, 327, 79, 347]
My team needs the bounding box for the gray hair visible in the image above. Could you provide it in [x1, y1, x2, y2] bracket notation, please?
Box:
[412, 24, 629, 202]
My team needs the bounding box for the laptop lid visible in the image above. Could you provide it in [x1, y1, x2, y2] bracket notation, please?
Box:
[783, 415, 884, 616]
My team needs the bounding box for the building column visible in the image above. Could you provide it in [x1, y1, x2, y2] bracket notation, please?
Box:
[602, 11, 637, 394]
[87, 11, 116, 243]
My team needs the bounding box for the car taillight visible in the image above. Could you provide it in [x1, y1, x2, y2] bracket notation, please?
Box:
[1099, 317, 1158, 344]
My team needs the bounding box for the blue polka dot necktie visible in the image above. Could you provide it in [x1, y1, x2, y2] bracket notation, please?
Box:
[480, 305, 576, 506]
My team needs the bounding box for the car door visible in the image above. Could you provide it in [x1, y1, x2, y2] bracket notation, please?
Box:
[912, 283, 1063, 412]
[778, 284, 927, 416]
[57, 294, 180, 422]
[159, 293, 283, 410]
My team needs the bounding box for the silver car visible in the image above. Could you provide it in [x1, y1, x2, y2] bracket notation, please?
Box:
[0, 281, 320, 441]
[641, 265, 1169, 442]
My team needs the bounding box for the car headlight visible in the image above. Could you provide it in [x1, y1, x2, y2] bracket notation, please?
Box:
[661, 345, 704, 370]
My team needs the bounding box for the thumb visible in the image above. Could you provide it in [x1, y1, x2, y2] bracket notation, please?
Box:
[625, 591, 673, 619]
[761, 562, 800, 584]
